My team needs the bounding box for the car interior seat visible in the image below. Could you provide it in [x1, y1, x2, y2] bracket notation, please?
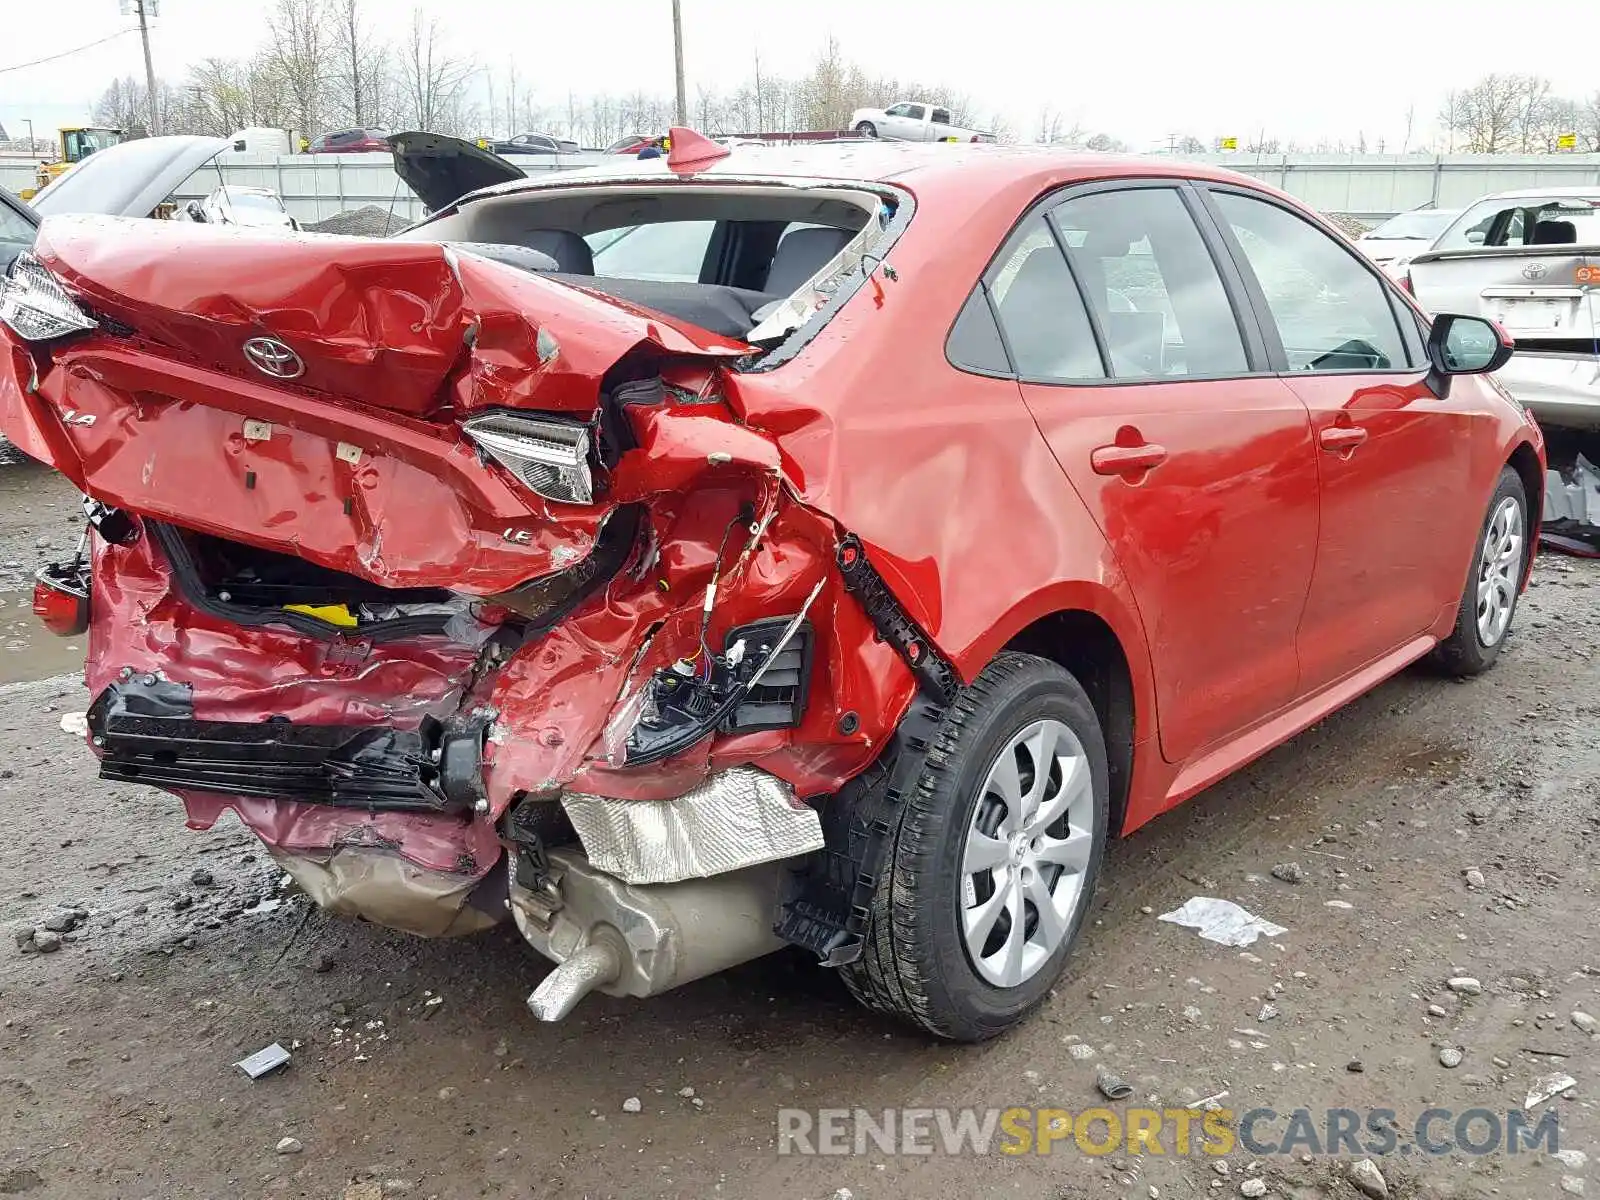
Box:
[523, 230, 595, 274]
[1529, 220, 1577, 246]
[763, 226, 855, 295]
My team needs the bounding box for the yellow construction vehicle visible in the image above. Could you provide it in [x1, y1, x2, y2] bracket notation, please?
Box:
[20, 127, 126, 199]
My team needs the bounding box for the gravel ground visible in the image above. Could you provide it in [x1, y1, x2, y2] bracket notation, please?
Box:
[0, 467, 1597, 1200]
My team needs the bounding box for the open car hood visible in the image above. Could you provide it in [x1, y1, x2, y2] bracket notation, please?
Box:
[29, 135, 230, 219]
[387, 132, 527, 213]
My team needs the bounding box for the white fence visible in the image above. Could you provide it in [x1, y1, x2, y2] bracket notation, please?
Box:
[6, 150, 1600, 225]
[1193, 153, 1600, 219]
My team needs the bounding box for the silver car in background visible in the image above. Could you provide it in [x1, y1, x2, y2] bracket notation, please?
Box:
[1408, 187, 1600, 430]
[1355, 207, 1459, 278]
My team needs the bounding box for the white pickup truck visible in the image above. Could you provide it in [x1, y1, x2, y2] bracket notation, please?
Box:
[849, 101, 994, 143]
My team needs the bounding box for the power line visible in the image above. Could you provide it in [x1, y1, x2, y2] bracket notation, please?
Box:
[0, 29, 135, 76]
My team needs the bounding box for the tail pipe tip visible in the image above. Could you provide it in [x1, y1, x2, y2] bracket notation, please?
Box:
[526, 938, 622, 1022]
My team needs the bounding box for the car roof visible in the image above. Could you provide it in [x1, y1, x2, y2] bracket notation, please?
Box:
[463, 142, 1278, 208]
[1474, 185, 1600, 202]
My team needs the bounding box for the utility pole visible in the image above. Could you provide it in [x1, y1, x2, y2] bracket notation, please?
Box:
[131, 0, 161, 135]
[671, 0, 687, 127]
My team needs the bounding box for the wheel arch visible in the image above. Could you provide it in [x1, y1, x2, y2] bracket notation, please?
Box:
[1505, 436, 1543, 583]
[962, 585, 1152, 838]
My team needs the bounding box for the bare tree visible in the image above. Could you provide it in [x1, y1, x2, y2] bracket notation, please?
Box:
[1516, 75, 1553, 151]
[93, 77, 153, 137]
[265, 0, 330, 137]
[1085, 132, 1128, 153]
[1035, 107, 1083, 145]
[328, 0, 388, 128]
[1440, 74, 1536, 153]
[398, 9, 477, 133]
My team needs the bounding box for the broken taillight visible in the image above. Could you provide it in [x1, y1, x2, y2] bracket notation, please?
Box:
[32, 563, 89, 637]
[462, 412, 594, 505]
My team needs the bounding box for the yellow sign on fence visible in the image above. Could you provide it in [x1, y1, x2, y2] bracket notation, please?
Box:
[1219, 137, 1238, 151]
[1557, 133, 1578, 150]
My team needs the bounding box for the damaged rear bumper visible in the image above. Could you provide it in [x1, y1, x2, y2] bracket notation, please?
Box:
[89, 676, 493, 814]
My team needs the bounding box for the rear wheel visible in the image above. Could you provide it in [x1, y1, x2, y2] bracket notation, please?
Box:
[854, 121, 878, 138]
[840, 653, 1108, 1041]
[1433, 465, 1528, 676]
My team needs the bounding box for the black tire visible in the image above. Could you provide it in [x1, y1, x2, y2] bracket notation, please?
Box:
[1432, 465, 1528, 676]
[840, 652, 1109, 1041]
[854, 121, 878, 138]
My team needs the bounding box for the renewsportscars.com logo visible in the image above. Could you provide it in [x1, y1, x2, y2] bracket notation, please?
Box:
[776, 1106, 1562, 1158]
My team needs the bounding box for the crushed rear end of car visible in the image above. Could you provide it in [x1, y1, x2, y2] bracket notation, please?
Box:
[0, 182, 932, 1017]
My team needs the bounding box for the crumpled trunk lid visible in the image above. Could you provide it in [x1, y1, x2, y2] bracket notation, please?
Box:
[4, 214, 752, 594]
[33, 214, 750, 418]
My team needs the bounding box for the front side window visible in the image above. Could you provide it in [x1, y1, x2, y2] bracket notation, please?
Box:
[1212, 191, 1407, 372]
[905, 105, 926, 121]
[884, 104, 912, 118]
[1051, 187, 1249, 379]
[985, 214, 1104, 381]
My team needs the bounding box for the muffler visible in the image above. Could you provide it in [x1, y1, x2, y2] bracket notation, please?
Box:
[511, 847, 788, 1020]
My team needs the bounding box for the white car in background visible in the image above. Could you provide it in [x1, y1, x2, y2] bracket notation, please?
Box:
[184, 185, 299, 232]
[849, 101, 994, 143]
[1355, 207, 1459, 278]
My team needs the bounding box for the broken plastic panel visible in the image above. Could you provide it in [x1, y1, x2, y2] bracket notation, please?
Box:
[32, 562, 89, 637]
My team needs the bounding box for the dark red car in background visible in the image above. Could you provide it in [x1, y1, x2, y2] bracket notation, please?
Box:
[0, 131, 1542, 1041]
[306, 128, 391, 153]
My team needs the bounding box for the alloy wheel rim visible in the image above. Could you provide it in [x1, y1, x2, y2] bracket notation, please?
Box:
[958, 718, 1094, 988]
[1476, 495, 1523, 647]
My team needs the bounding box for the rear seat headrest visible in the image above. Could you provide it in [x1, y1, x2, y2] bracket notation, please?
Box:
[524, 229, 595, 275]
[765, 226, 854, 296]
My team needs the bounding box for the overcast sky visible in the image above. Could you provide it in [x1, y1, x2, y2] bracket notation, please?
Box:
[3, 0, 1597, 150]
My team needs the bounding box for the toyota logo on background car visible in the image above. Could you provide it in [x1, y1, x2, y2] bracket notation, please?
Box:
[242, 336, 304, 379]
[1521, 262, 1549, 281]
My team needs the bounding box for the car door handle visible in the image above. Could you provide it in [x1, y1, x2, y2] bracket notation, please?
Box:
[1090, 442, 1168, 476]
[1318, 425, 1369, 453]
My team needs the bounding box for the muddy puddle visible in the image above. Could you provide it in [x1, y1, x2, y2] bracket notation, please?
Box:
[0, 590, 86, 685]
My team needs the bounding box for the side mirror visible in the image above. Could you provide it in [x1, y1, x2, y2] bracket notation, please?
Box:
[185, 200, 208, 222]
[1466, 230, 1485, 244]
[1426, 314, 1513, 396]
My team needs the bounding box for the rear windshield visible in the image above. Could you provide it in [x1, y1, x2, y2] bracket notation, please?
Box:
[1436, 197, 1600, 251]
[1365, 210, 1457, 241]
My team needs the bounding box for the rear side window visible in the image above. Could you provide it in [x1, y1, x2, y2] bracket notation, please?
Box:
[1440, 198, 1600, 250]
[1051, 187, 1249, 379]
[946, 288, 1009, 375]
[987, 215, 1104, 381]
[1212, 191, 1407, 372]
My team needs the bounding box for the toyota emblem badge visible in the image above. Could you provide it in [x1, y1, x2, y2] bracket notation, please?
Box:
[242, 336, 305, 380]
[1521, 262, 1549, 281]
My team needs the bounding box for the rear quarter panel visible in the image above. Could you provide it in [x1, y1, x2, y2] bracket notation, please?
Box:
[728, 165, 1158, 732]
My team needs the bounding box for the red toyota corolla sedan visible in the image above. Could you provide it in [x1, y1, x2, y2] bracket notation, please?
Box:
[0, 132, 1542, 1041]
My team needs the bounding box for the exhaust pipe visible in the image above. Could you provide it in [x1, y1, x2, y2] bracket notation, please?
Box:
[527, 939, 621, 1021]
[511, 847, 788, 1021]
